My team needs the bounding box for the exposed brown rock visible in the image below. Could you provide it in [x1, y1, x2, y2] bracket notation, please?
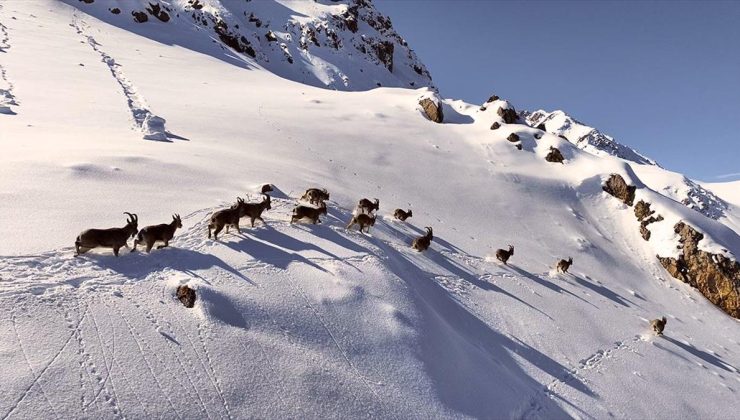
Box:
[490, 122, 501, 130]
[486, 95, 500, 103]
[79, 0, 95, 4]
[507, 133, 520, 143]
[132, 10, 149, 23]
[515, 144, 523, 150]
[634, 200, 654, 221]
[497, 106, 518, 124]
[545, 146, 565, 163]
[176, 285, 197, 308]
[536, 123, 547, 131]
[658, 222, 740, 318]
[109, 7, 121, 14]
[214, 20, 256, 57]
[265, 31, 277, 42]
[372, 40, 394, 72]
[188, 0, 204, 10]
[419, 98, 443, 123]
[602, 174, 636, 206]
[146, 3, 170, 22]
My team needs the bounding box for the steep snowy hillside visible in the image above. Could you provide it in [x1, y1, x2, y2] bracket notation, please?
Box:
[1, 1, 739, 419]
[62, 0, 433, 91]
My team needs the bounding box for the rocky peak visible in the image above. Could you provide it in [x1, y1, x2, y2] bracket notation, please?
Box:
[70, 0, 433, 91]
[521, 109, 657, 166]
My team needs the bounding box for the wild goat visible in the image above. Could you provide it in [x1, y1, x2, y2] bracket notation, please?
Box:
[133, 214, 182, 253]
[208, 197, 246, 241]
[556, 257, 573, 273]
[301, 188, 330, 206]
[75, 212, 138, 257]
[357, 198, 379, 214]
[651, 317, 667, 336]
[412, 227, 433, 252]
[347, 213, 376, 233]
[242, 194, 271, 227]
[291, 202, 327, 224]
[495, 245, 514, 265]
[393, 208, 412, 221]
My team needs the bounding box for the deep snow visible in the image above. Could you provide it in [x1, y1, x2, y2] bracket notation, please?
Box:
[1, 1, 739, 419]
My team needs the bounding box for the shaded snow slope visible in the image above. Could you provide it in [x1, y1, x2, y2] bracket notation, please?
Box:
[1, 2, 739, 419]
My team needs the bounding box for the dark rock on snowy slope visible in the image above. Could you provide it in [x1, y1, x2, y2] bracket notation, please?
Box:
[545, 146, 565, 163]
[603, 174, 636, 206]
[658, 222, 740, 318]
[419, 96, 443, 123]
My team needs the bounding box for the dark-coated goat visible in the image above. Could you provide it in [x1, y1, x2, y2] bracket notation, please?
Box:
[75, 212, 138, 257]
[556, 257, 573, 273]
[495, 245, 514, 265]
[242, 194, 271, 227]
[208, 197, 247, 241]
[412, 227, 433, 252]
[357, 198, 379, 214]
[393, 208, 412, 221]
[291, 202, 327, 224]
[301, 188, 330, 206]
[347, 213, 376, 233]
[133, 214, 182, 253]
[651, 317, 667, 336]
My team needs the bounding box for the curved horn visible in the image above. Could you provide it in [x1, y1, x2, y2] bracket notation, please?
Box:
[123, 212, 134, 223]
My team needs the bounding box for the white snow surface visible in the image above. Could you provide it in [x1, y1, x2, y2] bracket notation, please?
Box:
[1, 2, 739, 419]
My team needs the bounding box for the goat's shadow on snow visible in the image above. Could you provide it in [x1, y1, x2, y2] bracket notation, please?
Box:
[368, 235, 592, 418]
[506, 265, 598, 309]
[570, 274, 636, 308]
[84, 246, 253, 285]
[657, 336, 737, 373]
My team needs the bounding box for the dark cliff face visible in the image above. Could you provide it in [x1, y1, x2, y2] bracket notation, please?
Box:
[658, 223, 740, 319]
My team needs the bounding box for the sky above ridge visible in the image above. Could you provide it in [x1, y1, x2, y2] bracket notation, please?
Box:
[375, 0, 740, 182]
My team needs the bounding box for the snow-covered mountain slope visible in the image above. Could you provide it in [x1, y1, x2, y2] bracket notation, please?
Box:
[1, 1, 739, 419]
[522, 109, 657, 166]
[61, 0, 433, 92]
[704, 181, 740, 208]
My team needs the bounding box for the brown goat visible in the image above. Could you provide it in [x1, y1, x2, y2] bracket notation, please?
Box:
[208, 197, 247, 241]
[412, 227, 433, 252]
[393, 208, 412, 221]
[556, 257, 573, 273]
[495, 245, 514, 265]
[291, 202, 327, 224]
[75, 212, 139, 257]
[301, 188, 330, 206]
[651, 317, 667, 336]
[133, 214, 182, 253]
[347, 213, 376, 233]
[242, 194, 271, 227]
[357, 198, 379, 214]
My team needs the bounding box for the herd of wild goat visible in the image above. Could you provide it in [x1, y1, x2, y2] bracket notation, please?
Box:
[74, 184, 572, 270]
[73, 184, 670, 335]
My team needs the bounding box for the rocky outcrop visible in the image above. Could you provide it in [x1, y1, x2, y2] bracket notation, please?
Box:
[109, 7, 121, 14]
[634, 200, 663, 240]
[146, 3, 170, 22]
[176, 285, 197, 308]
[498, 106, 518, 124]
[132, 10, 148, 23]
[490, 122, 500, 130]
[419, 97, 443, 123]
[658, 223, 740, 318]
[507, 133, 520, 143]
[603, 174, 636, 206]
[545, 146, 564, 163]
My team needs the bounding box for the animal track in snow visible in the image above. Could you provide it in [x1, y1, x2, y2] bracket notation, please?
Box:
[71, 18, 173, 141]
[0, 7, 18, 115]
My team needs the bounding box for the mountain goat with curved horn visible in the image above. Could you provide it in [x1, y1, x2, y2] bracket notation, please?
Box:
[357, 198, 379, 214]
[75, 212, 139, 257]
[301, 187, 330, 206]
[133, 214, 182, 253]
[495, 245, 514, 265]
[208, 197, 247, 241]
[412, 227, 433, 252]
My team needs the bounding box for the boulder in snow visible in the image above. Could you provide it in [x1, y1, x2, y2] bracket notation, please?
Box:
[545, 146, 565, 163]
[507, 133, 520, 143]
[177, 285, 197, 308]
[602, 174, 636, 206]
[142, 114, 168, 141]
[132, 10, 148, 23]
[497, 106, 518, 124]
[419, 95, 443, 123]
[490, 121, 500, 130]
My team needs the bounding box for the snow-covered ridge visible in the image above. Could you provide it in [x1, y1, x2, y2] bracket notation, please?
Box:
[521, 109, 657, 166]
[64, 0, 433, 91]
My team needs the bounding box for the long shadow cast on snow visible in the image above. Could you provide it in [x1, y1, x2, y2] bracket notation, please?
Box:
[658, 336, 737, 373]
[507, 265, 598, 309]
[85, 247, 253, 284]
[570, 275, 635, 308]
[370, 237, 592, 418]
